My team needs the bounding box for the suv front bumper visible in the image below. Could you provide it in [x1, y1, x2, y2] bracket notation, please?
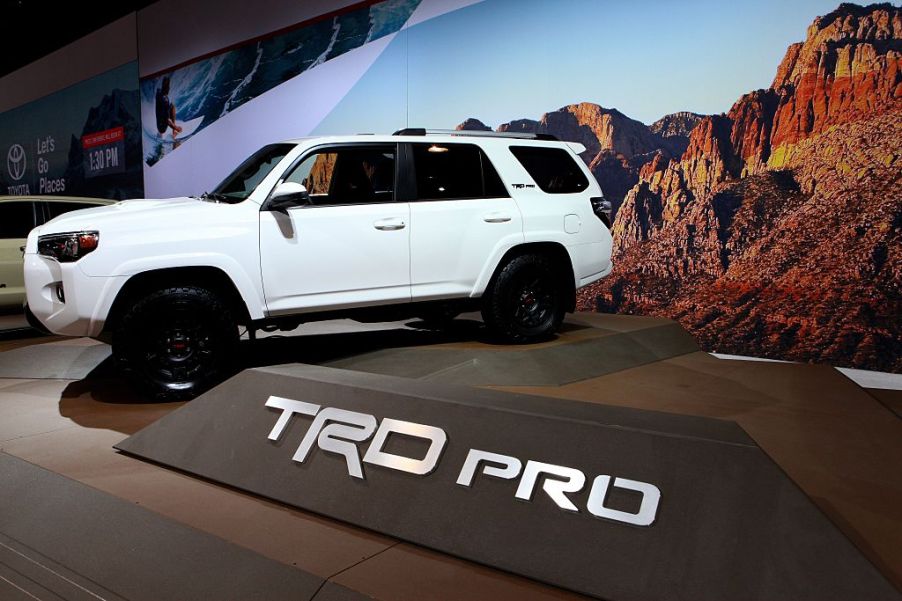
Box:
[23, 303, 51, 334]
[24, 254, 124, 338]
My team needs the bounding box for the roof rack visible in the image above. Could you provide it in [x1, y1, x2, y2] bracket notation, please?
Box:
[392, 128, 559, 142]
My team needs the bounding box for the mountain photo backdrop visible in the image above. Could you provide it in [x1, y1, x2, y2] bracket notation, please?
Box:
[458, 2, 902, 372]
[126, 0, 898, 373]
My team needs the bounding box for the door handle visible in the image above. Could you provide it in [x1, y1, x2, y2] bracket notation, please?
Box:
[483, 212, 511, 223]
[374, 218, 406, 231]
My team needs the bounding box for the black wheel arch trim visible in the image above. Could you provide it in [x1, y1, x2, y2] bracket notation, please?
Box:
[104, 266, 251, 334]
[486, 242, 576, 312]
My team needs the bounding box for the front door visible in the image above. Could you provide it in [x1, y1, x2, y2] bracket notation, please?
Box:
[259, 144, 410, 315]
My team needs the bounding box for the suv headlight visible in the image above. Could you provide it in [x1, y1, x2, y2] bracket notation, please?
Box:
[37, 231, 100, 262]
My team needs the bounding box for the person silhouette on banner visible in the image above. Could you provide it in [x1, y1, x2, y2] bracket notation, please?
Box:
[155, 76, 183, 139]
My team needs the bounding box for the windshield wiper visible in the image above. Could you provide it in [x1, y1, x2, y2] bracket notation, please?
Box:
[199, 191, 230, 202]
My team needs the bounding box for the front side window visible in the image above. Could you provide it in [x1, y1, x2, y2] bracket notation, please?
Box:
[411, 143, 508, 201]
[509, 146, 589, 194]
[0, 202, 37, 239]
[282, 145, 396, 205]
[212, 143, 294, 202]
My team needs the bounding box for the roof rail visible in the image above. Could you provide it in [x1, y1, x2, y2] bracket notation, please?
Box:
[392, 128, 559, 142]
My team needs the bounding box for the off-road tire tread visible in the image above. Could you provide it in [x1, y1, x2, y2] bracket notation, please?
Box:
[113, 286, 237, 401]
[481, 253, 566, 343]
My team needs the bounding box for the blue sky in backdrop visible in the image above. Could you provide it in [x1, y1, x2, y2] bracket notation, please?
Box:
[315, 0, 865, 134]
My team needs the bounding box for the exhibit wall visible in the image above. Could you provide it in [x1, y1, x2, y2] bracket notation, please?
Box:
[136, 0, 901, 373]
[0, 62, 144, 200]
[1, 0, 898, 372]
[0, 14, 144, 200]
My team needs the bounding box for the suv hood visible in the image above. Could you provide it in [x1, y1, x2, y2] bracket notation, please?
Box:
[34, 197, 229, 236]
[25, 196, 256, 255]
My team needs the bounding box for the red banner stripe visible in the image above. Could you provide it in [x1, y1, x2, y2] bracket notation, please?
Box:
[82, 126, 125, 149]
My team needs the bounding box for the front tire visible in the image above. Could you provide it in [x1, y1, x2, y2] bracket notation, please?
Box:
[481, 254, 566, 343]
[113, 286, 238, 401]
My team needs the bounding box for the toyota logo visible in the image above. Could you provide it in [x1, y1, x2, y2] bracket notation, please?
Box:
[7, 144, 26, 181]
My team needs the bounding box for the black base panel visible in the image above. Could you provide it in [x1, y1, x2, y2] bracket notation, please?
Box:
[0, 452, 324, 601]
[116, 364, 900, 601]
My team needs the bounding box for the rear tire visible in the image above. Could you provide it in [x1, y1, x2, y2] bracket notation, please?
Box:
[481, 254, 565, 343]
[113, 286, 238, 401]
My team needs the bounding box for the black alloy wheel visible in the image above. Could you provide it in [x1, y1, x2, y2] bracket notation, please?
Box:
[114, 286, 238, 400]
[511, 276, 555, 330]
[482, 253, 565, 343]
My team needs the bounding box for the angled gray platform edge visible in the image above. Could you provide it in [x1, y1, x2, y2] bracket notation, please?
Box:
[0, 342, 111, 379]
[325, 319, 701, 386]
[0, 452, 325, 601]
[115, 364, 900, 601]
[313, 582, 380, 601]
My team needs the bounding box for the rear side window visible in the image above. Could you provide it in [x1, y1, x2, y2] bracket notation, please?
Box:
[411, 143, 509, 200]
[0, 202, 37, 238]
[509, 146, 589, 194]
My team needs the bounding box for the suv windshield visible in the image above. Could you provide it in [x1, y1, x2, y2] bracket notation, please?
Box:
[211, 143, 294, 202]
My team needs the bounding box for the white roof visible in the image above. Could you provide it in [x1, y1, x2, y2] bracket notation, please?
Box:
[278, 132, 585, 154]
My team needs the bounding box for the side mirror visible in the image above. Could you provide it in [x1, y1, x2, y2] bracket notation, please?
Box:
[267, 182, 310, 213]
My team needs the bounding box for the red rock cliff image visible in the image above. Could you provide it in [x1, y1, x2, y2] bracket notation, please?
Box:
[599, 2, 902, 372]
[461, 3, 902, 372]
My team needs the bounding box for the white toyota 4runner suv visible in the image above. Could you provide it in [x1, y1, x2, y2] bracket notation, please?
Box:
[25, 130, 613, 399]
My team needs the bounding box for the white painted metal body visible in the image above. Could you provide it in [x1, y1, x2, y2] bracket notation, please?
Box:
[24, 134, 613, 338]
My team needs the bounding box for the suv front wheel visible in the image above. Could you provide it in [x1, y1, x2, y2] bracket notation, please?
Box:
[482, 254, 565, 343]
[113, 286, 238, 400]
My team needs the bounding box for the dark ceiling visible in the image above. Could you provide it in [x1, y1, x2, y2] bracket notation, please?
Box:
[0, 0, 157, 78]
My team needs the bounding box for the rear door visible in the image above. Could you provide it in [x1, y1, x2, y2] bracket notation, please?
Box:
[407, 142, 522, 300]
[0, 201, 38, 308]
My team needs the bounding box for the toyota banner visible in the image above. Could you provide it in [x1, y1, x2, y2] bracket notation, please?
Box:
[0, 61, 143, 200]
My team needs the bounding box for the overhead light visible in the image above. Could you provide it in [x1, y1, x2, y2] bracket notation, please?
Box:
[428, 145, 448, 153]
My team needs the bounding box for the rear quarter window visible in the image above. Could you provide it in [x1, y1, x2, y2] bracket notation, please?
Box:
[509, 146, 589, 194]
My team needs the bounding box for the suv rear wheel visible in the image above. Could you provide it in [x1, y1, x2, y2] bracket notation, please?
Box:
[482, 254, 565, 343]
[113, 286, 238, 401]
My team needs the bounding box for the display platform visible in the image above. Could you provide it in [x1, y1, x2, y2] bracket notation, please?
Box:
[0, 312, 900, 600]
[116, 362, 896, 600]
[0, 313, 30, 336]
[324, 315, 700, 386]
[309, 313, 902, 592]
